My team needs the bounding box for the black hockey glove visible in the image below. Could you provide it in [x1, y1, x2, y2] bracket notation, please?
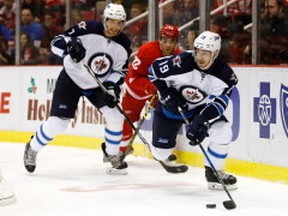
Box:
[66, 38, 86, 63]
[103, 81, 121, 108]
[186, 115, 210, 146]
[161, 88, 187, 113]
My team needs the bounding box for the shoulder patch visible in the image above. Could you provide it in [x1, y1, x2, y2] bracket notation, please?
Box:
[172, 55, 182, 68]
[78, 21, 87, 30]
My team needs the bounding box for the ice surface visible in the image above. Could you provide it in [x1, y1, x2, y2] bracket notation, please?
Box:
[0, 142, 287, 216]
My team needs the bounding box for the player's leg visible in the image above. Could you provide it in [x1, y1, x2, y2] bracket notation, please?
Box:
[99, 105, 129, 174]
[24, 70, 81, 173]
[150, 108, 188, 173]
[120, 92, 147, 155]
[205, 119, 237, 190]
[85, 87, 127, 174]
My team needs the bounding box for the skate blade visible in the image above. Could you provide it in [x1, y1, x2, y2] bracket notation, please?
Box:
[106, 167, 128, 175]
[208, 182, 238, 191]
[0, 195, 16, 206]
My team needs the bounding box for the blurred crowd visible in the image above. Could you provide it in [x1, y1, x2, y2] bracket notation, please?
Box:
[0, 0, 288, 65]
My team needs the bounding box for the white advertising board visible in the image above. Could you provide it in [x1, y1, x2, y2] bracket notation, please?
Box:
[0, 66, 288, 168]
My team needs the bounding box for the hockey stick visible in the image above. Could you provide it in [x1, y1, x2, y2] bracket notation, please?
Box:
[83, 63, 187, 173]
[83, 63, 151, 150]
[127, 94, 158, 147]
[178, 107, 237, 210]
[122, 94, 157, 158]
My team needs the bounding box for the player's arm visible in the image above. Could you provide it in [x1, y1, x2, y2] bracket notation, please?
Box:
[148, 55, 187, 112]
[186, 69, 238, 146]
[127, 51, 158, 96]
[148, 56, 171, 91]
[199, 70, 238, 121]
[50, 21, 98, 59]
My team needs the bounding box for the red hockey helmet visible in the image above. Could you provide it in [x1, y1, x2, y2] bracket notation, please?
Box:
[159, 24, 179, 39]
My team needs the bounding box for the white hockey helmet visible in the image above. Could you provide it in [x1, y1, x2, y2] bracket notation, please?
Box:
[102, 3, 126, 35]
[193, 31, 221, 69]
[103, 3, 126, 22]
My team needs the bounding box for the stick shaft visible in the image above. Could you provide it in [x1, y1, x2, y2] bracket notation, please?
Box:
[84, 63, 152, 150]
[127, 94, 157, 146]
[178, 107, 236, 204]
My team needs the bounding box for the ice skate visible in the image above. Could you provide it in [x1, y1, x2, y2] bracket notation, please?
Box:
[23, 140, 38, 173]
[120, 144, 134, 157]
[158, 154, 189, 174]
[205, 166, 237, 190]
[0, 171, 16, 206]
[101, 142, 128, 175]
[119, 144, 134, 161]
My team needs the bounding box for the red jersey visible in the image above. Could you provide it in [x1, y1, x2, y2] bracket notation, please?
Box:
[125, 41, 181, 99]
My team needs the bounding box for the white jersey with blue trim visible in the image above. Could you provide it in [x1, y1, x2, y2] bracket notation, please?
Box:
[149, 51, 238, 121]
[51, 20, 131, 90]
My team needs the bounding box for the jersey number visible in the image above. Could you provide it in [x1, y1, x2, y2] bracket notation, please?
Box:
[132, 56, 141, 71]
[159, 60, 169, 74]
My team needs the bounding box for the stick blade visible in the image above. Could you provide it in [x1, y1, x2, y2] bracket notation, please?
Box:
[223, 200, 237, 210]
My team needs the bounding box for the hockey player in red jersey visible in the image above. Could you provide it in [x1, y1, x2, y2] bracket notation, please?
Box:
[119, 24, 181, 157]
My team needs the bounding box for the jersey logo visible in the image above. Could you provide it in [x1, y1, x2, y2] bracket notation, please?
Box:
[172, 55, 181, 68]
[78, 21, 87, 30]
[230, 73, 238, 82]
[180, 85, 206, 104]
[88, 53, 113, 77]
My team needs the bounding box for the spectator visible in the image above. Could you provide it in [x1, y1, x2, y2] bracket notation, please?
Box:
[178, 0, 199, 49]
[0, 36, 14, 65]
[73, 0, 88, 10]
[212, 0, 252, 17]
[210, 14, 233, 62]
[0, 0, 16, 34]
[0, 20, 13, 41]
[185, 20, 199, 50]
[39, 11, 63, 64]
[20, 32, 40, 65]
[208, 14, 251, 64]
[161, 0, 180, 25]
[124, 2, 148, 51]
[22, 0, 44, 23]
[70, 8, 84, 26]
[0, 19, 14, 60]
[43, 0, 65, 27]
[20, 8, 44, 46]
[260, 0, 288, 64]
[230, 21, 252, 64]
[178, 0, 199, 26]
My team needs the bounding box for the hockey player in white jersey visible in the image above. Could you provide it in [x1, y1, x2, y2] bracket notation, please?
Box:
[148, 31, 238, 190]
[24, 3, 131, 174]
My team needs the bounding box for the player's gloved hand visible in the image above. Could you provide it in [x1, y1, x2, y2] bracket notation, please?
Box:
[161, 88, 187, 113]
[186, 115, 210, 146]
[66, 38, 86, 63]
[103, 81, 121, 108]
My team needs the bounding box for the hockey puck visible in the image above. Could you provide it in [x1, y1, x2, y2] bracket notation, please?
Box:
[206, 204, 216, 209]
